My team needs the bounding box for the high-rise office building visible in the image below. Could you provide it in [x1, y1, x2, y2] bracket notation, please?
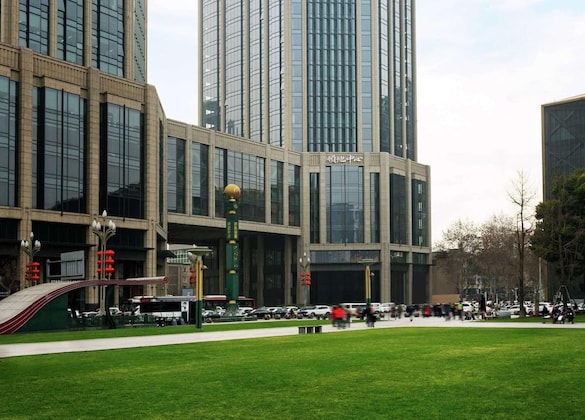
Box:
[0, 0, 162, 306]
[542, 94, 585, 299]
[198, 0, 431, 304]
[0, 0, 431, 315]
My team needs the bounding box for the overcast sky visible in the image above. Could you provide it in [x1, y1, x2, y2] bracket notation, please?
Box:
[147, 0, 585, 246]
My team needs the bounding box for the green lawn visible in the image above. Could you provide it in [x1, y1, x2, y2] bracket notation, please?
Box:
[1, 326, 584, 419]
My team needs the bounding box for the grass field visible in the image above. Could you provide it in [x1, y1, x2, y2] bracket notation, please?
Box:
[1, 323, 584, 419]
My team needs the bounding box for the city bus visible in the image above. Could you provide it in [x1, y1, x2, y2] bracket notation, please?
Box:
[129, 295, 255, 324]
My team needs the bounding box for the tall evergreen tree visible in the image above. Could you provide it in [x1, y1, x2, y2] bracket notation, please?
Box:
[532, 169, 585, 296]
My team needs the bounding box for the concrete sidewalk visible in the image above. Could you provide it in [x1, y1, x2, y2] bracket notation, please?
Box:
[1, 316, 582, 359]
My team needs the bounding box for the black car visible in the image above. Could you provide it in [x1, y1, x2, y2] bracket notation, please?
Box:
[248, 306, 273, 319]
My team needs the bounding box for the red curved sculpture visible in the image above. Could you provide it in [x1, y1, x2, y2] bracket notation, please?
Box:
[0, 277, 167, 334]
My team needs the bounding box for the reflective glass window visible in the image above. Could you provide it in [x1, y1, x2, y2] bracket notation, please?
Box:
[411, 179, 427, 246]
[19, 0, 49, 54]
[288, 164, 301, 226]
[310, 173, 320, 243]
[390, 173, 406, 244]
[214, 148, 265, 222]
[370, 172, 380, 242]
[192, 142, 209, 216]
[0, 77, 18, 207]
[57, 0, 84, 64]
[326, 165, 364, 243]
[100, 103, 144, 218]
[167, 136, 185, 213]
[92, 0, 124, 77]
[32, 87, 86, 213]
[271, 161, 283, 224]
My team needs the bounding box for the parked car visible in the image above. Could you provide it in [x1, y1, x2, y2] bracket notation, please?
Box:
[237, 307, 254, 316]
[268, 306, 289, 319]
[248, 306, 273, 319]
[508, 305, 521, 316]
[202, 309, 221, 321]
[285, 306, 299, 317]
[298, 305, 332, 319]
[380, 302, 396, 314]
[340, 303, 366, 318]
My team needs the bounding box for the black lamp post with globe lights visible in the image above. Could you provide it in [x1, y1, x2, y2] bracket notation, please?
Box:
[91, 210, 116, 325]
[20, 232, 41, 288]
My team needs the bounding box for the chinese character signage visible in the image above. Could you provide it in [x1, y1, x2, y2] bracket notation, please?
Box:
[326, 154, 364, 164]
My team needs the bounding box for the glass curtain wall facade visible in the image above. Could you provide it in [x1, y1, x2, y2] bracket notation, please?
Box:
[542, 96, 585, 299]
[543, 99, 585, 200]
[214, 148, 265, 222]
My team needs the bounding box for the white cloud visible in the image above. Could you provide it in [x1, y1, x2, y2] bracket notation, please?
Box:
[417, 1, 585, 244]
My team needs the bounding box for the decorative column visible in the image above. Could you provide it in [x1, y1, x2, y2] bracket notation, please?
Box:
[224, 184, 241, 317]
[20, 232, 41, 288]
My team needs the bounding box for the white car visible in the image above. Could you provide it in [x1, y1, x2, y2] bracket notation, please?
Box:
[539, 302, 553, 315]
[461, 302, 475, 313]
[380, 302, 396, 313]
[298, 305, 332, 319]
[237, 307, 253, 316]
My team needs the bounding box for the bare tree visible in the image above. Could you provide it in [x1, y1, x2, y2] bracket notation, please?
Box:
[477, 215, 516, 302]
[508, 171, 536, 317]
[435, 220, 481, 298]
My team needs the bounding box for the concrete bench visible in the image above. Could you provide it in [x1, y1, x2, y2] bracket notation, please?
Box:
[298, 325, 323, 334]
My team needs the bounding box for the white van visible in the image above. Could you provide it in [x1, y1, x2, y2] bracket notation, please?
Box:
[340, 302, 366, 318]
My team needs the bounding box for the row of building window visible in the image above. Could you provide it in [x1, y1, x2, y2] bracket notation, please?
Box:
[17, 0, 144, 81]
[1, 78, 144, 218]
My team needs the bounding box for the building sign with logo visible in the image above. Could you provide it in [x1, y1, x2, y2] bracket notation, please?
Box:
[326, 154, 364, 164]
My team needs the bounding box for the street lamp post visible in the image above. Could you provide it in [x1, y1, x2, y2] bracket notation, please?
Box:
[188, 245, 212, 329]
[299, 252, 311, 306]
[91, 210, 116, 318]
[20, 232, 41, 288]
[359, 258, 376, 307]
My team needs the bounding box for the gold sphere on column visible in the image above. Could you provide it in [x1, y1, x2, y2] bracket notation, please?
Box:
[224, 184, 241, 199]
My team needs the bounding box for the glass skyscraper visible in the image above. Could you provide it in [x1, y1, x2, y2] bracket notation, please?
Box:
[199, 0, 431, 304]
[542, 95, 585, 300]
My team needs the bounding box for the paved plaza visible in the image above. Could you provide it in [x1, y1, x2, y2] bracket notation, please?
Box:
[1, 316, 582, 359]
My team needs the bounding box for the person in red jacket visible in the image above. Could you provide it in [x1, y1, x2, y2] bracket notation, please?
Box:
[332, 305, 346, 329]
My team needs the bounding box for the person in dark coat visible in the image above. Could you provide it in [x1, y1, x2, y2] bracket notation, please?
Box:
[365, 305, 377, 327]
